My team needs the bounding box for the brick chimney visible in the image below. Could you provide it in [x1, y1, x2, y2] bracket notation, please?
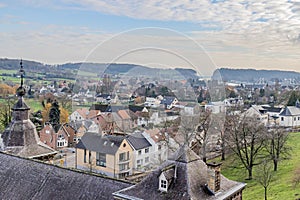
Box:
[207, 162, 222, 193]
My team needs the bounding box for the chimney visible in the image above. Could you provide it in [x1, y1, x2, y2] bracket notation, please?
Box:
[207, 162, 222, 193]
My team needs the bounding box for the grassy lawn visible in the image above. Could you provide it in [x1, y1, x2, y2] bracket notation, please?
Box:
[218, 132, 300, 200]
[25, 98, 43, 112]
[0, 69, 17, 74]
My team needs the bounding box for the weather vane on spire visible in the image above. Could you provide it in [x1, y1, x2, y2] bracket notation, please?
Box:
[17, 59, 26, 97]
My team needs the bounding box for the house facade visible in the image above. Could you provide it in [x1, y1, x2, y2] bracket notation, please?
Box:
[76, 133, 134, 179]
[279, 102, 300, 127]
[127, 131, 153, 172]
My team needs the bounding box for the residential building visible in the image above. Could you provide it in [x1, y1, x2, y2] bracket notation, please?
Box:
[244, 105, 269, 126]
[69, 108, 89, 121]
[279, 100, 300, 128]
[144, 128, 168, 166]
[39, 123, 76, 150]
[76, 133, 134, 179]
[161, 96, 178, 109]
[127, 131, 153, 171]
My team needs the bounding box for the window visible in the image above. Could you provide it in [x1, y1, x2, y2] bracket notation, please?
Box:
[158, 145, 162, 150]
[294, 117, 297, 121]
[89, 151, 91, 164]
[138, 150, 142, 155]
[96, 152, 106, 167]
[145, 157, 149, 163]
[160, 180, 167, 189]
[119, 163, 129, 171]
[119, 153, 126, 161]
[281, 117, 284, 121]
[145, 148, 149, 153]
[84, 149, 87, 163]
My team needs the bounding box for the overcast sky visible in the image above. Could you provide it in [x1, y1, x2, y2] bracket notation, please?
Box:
[1, 0, 300, 75]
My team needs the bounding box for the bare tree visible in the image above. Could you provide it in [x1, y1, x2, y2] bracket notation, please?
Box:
[226, 114, 267, 180]
[265, 126, 290, 171]
[257, 161, 273, 200]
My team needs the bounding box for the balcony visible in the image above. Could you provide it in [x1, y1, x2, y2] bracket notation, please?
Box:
[118, 157, 130, 164]
[119, 167, 131, 173]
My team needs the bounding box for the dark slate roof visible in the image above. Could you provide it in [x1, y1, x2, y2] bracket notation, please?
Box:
[261, 106, 282, 113]
[279, 106, 300, 116]
[76, 132, 124, 155]
[0, 152, 132, 199]
[161, 96, 176, 105]
[90, 104, 112, 112]
[129, 105, 146, 113]
[114, 145, 246, 200]
[12, 97, 30, 110]
[127, 132, 152, 150]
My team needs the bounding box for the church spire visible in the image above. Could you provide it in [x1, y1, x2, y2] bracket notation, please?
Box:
[16, 59, 26, 97]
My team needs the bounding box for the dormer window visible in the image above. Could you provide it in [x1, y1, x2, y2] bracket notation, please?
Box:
[158, 165, 175, 192]
[161, 180, 167, 189]
[158, 173, 168, 192]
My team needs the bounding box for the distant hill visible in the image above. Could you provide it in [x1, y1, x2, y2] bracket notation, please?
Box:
[0, 58, 198, 79]
[212, 68, 300, 82]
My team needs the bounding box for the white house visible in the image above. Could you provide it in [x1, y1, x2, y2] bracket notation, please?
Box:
[183, 103, 200, 115]
[144, 97, 161, 108]
[279, 101, 300, 127]
[127, 131, 153, 172]
[69, 108, 89, 121]
[143, 129, 168, 166]
[224, 97, 244, 107]
[244, 105, 269, 126]
[205, 101, 226, 114]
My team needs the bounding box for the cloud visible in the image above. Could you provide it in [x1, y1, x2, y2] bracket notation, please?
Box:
[2, 0, 300, 74]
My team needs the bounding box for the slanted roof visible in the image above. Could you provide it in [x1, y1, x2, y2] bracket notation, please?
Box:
[75, 108, 89, 119]
[76, 132, 124, 155]
[114, 146, 246, 200]
[127, 132, 152, 150]
[12, 97, 30, 110]
[0, 152, 132, 199]
[90, 104, 112, 112]
[279, 106, 300, 116]
[118, 110, 131, 120]
[161, 96, 176, 105]
[261, 105, 282, 113]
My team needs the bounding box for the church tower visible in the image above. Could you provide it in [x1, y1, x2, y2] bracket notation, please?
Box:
[0, 60, 57, 159]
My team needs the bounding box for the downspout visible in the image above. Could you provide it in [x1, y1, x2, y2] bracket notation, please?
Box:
[75, 148, 77, 169]
[114, 154, 116, 178]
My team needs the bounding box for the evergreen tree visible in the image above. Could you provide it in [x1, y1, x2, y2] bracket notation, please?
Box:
[49, 100, 60, 132]
[287, 91, 299, 106]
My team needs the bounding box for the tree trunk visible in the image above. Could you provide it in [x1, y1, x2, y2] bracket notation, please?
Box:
[264, 187, 267, 200]
[247, 167, 253, 180]
[273, 160, 278, 171]
[221, 145, 225, 161]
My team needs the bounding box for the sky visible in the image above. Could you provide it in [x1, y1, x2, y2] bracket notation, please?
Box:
[0, 0, 300, 75]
